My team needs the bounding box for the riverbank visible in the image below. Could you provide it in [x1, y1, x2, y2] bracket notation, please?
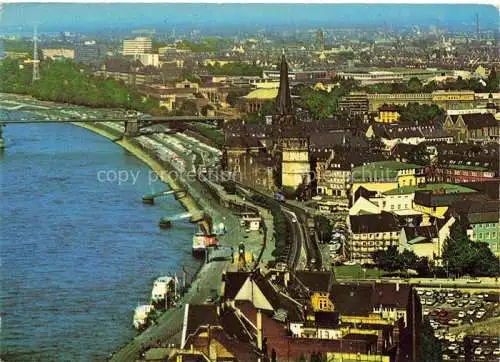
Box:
[72, 122, 201, 216]
[2, 94, 271, 361]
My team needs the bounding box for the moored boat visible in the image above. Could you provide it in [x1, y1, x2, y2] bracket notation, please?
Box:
[159, 217, 172, 228]
[192, 232, 218, 258]
[133, 304, 154, 330]
[151, 276, 176, 309]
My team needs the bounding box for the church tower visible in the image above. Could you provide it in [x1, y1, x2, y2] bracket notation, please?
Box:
[274, 54, 310, 193]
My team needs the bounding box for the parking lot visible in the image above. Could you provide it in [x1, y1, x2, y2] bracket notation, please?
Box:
[418, 288, 500, 361]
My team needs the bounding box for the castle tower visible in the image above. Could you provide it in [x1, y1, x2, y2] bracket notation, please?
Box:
[274, 53, 310, 193]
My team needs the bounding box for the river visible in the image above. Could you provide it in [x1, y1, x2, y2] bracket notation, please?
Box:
[0, 112, 199, 361]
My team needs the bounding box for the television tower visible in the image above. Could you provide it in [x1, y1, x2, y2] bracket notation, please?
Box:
[32, 26, 40, 82]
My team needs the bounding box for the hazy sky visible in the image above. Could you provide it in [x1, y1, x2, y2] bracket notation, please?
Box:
[1, 3, 498, 33]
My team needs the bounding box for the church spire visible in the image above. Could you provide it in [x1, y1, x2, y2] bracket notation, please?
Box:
[275, 53, 293, 116]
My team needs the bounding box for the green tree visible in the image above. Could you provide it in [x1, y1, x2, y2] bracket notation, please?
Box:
[300, 88, 335, 119]
[314, 215, 332, 243]
[373, 246, 402, 271]
[398, 102, 442, 125]
[205, 62, 262, 77]
[407, 144, 431, 166]
[373, 246, 431, 276]
[418, 318, 443, 362]
[487, 67, 499, 92]
[407, 77, 423, 93]
[259, 101, 276, 119]
[178, 100, 198, 116]
[442, 223, 500, 277]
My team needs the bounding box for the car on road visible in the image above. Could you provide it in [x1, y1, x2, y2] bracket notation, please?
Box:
[291, 217, 297, 223]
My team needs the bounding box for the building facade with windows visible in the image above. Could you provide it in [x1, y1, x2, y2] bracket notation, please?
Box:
[348, 211, 401, 264]
[122, 37, 152, 56]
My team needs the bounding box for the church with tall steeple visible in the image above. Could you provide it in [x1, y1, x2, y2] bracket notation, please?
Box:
[222, 53, 311, 197]
[273, 54, 311, 194]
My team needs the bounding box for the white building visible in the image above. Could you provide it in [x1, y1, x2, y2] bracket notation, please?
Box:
[123, 37, 152, 56]
[136, 53, 159, 67]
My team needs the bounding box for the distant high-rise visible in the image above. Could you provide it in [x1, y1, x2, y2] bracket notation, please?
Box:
[316, 29, 325, 51]
[122, 37, 152, 56]
[75, 41, 107, 65]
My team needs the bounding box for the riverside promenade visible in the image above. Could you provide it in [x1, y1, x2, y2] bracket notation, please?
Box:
[1, 94, 273, 361]
[69, 121, 270, 361]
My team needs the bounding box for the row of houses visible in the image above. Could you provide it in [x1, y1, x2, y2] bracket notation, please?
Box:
[163, 269, 421, 362]
[346, 176, 500, 264]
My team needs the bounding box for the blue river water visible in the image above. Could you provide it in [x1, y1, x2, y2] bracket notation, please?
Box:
[0, 116, 199, 361]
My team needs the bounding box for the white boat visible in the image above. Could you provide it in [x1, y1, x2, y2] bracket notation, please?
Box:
[133, 304, 154, 330]
[151, 276, 175, 307]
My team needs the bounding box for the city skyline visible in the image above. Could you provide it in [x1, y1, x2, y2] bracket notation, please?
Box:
[1, 3, 498, 33]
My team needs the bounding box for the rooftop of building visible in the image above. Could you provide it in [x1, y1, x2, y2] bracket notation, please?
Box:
[383, 183, 475, 196]
[447, 113, 498, 129]
[243, 88, 278, 100]
[414, 189, 489, 208]
[349, 211, 401, 234]
[352, 161, 422, 181]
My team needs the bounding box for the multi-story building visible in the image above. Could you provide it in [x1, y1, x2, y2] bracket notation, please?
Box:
[122, 37, 152, 56]
[450, 199, 500, 255]
[224, 137, 266, 177]
[432, 165, 497, 183]
[348, 211, 401, 264]
[338, 92, 369, 116]
[432, 90, 475, 110]
[94, 58, 161, 86]
[236, 152, 275, 191]
[413, 189, 487, 219]
[377, 104, 400, 123]
[217, 269, 420, 361]
[381, 183, 475, 213]
[430, 143, 499, 183]
[41, 48, 74, 60]
[442, 112, 499, 143]
[75, 41, 107, 65]
[136, 53, 159, 67]
[366, 90, 476, 112]
[351, 161, 426, 197]
[367, 93, 432, 112]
